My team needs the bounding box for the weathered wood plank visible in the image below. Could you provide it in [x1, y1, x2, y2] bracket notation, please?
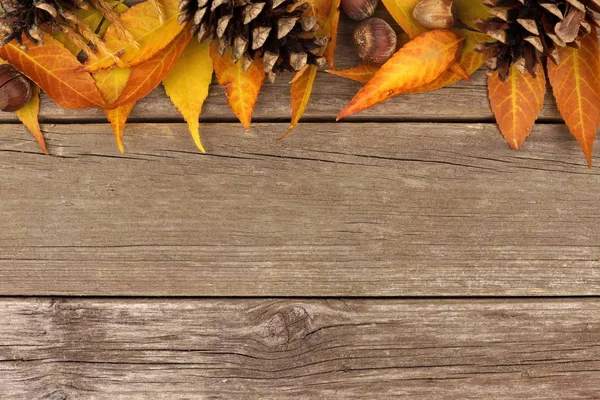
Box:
[0, 122, 598, 296]
[0, 14, 563, 123]
[1, 298, 600, 399]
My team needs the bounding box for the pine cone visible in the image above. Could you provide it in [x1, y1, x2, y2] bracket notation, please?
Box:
[178, 0, 329, 81]
[477, 0, 600, 80]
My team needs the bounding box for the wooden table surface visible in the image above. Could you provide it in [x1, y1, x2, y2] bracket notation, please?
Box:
[1, 15, 600, 399]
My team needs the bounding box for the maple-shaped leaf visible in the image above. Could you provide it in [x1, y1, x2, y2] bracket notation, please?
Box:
[15, 85, 47, 154]
[326, 63, 380, 84]
[381, 0, 425, 39]
[163, 40, 213, 153]
[210, 45, 265, 131]
[338, 29, 462, 120]
[112, 29, 191, 108]
[488, 65, 546, 150]
[547, 28, 600, 167]
[0, 36, 105, 109]
[85, 0, 184, 72]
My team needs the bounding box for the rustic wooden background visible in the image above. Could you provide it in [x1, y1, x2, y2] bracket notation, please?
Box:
[1, 10, 600, 399]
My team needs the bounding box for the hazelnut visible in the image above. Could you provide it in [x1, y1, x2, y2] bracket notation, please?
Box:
[0, 64, 33, 112]
[412, 0, 456, 30]
[353, 18, 397, 64]
[341, 0, 379, 21]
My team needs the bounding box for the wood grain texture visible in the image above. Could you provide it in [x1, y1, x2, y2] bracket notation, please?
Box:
[0, 122, 598, 296]
[0, 14, 563, 124]
[1, 298, 600, 399]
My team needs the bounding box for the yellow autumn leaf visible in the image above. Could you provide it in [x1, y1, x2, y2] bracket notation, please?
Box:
[94, 66, 132, 151]
[381, 0, 425, 39]
[163, 40, 213, 153]
[94, 67, 132, 105]
[14, 85, 47, 154]
[85, 0, 184, 72]
[284, 66, 318, 138]
[105, 103, 136, 153]
[454, 0, 490, 30]
[285, 0, 338, 136]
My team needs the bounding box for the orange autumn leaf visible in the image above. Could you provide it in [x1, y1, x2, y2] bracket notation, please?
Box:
[112, 30, 191, 108]
[326, 63, 380, 84]
[105, 103, 136, 153]
[15, 85, 47, 154]
[381, 0, 425, 39]
[323, 0, 341, 68]
[0, 36, 105, 109]
[210, 45, 265, 131]
[85, 0, 184, 72]
[285, 66, 318, 137]
[547, 28, 600, 167]
[338, 29, 462, 120]
[284, 0, 339, 136]
[407, 29, 488, 94]
[488, 65, 546, 150]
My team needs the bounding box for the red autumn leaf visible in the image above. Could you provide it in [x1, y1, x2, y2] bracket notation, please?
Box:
[326, 63, 380, 84]
[337, 29, 462, 120]
[111, 30, 191, 108]
[0, 36, 105, 109]
[488, 65, 546, 150]
[210, 45, 265, 131]
[547, 28, 600, 167]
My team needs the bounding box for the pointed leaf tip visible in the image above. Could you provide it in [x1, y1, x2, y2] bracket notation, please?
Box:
[488, 65, 546, 151]
[338, 29, 462, 119]
[547, 27, 600, 166]
[163, 40, 212, 153]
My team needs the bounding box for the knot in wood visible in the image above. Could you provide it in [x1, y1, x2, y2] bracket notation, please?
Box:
[256, 304, 312, 347]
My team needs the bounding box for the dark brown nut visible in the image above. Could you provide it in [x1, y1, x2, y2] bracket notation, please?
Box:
[353, 18, 397, 64]
[0, 64, 33, 112]
[341, 0, 379, 21]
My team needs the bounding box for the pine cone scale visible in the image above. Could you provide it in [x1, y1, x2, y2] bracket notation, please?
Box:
[180, 0, 328, 78]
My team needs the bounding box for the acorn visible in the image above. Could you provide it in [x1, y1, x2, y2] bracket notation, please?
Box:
[412, 0, 456, 30]
[353, 18, 397, 64]
[341, 0, 379, 21]
[0, 65, 33, 112]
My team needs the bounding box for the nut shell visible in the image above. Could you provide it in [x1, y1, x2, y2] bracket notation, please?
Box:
[0, 64, 33, 112]
[341, 0, 379, 21]
[353, 18, 397, 65]
[412, 0, 456, 30]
